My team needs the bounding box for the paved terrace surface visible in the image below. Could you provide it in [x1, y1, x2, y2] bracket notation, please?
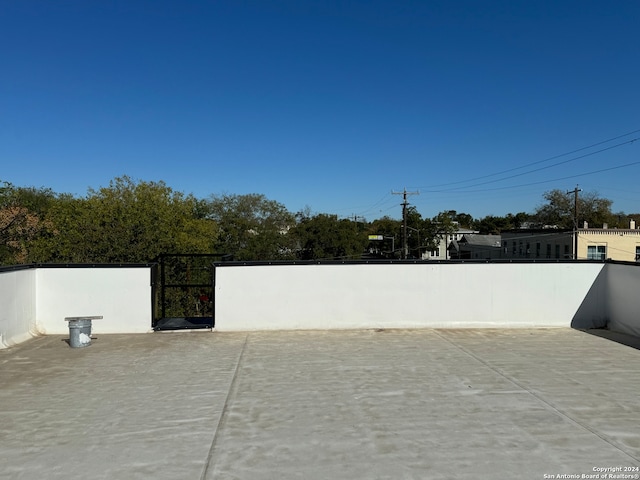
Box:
[1, 329, 639, 480]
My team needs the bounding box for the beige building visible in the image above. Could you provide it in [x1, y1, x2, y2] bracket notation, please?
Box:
[501, 221, 640, 262]
[578, 225, 640, 261]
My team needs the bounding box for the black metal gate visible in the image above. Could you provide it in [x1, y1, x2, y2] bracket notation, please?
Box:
[152, 254, 229, 331]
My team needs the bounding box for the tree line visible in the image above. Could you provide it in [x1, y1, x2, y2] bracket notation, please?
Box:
[1, 176, 637, 265]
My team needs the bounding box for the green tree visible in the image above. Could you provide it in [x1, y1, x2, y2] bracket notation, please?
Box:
[626, 213, 640, 227]
[473, 214, 525, 234]
[441, 210, 474, 229]
[421, 211, 459, 254]
[403, 206, 427, 258]
[366, 209, 459, 259]
[205, 193, 296, 261]
[367, 216, 401, 258]
[31, 176, 217, 263]
[293, 213, 367, 260]
[533, 189, 616, 229]
[0, 182, 57, 264]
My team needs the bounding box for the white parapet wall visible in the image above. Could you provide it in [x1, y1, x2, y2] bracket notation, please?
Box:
[4, 261, 640, 347]
[0, 265, 153, 348]
[35, 267, 153, 335]
[0, 268, 37, 348]
[214, 262, 607, 331]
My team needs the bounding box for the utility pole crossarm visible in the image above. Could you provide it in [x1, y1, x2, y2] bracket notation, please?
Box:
[392, 188, 420, 259]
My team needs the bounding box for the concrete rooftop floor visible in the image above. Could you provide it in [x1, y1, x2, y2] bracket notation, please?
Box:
[1, 328, 639, 480]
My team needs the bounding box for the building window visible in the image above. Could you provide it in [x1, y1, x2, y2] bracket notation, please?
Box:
[555, 244, 560, 259]
[536, 242, 541, 258]
[587, 245, 606, 260]
[512, 241, 516, 255]
[546, 244, 551, 258]
[636, 246, 640, 262]
[564, 245, 570, 258]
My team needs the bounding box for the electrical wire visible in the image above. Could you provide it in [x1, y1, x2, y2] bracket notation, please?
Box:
[345, 128, 640, 220]
[423, 138, 639, 192]
[421, 159, 640, 194]
[415, 128, 640, 190]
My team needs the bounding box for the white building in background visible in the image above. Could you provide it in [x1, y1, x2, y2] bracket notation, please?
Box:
[423, 227, 478, 260]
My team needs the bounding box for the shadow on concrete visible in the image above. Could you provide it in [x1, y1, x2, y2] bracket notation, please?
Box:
[580, 328, 640, 351]
[154, 317, 213, 331]
[60, 337, 98, 347]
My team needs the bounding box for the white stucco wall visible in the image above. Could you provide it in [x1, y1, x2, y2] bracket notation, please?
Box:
[4, 261, 639, 347]
[214, 262, 606, 331]
[0, 268, 37, 348]
[35, 267, 153, 335]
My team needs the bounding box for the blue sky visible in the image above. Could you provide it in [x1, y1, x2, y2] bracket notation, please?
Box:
[2, 0, 639, 220]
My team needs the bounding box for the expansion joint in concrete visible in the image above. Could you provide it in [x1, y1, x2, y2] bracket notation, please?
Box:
[200, 333, 249, 480]
[433, 330, 640, 464]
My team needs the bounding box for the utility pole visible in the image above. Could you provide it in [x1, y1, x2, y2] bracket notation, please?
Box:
[392, 188, 419, 259]
[351, 214, 365, 235]
[567, 185, 581, 260]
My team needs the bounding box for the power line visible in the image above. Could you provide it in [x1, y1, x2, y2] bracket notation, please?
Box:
[354, 192, 396, 217]
[347, 128, 640, 220]
[421, 158, 640, 194]
[415, 128, 640, 190]
[421, 137, 639, 193]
